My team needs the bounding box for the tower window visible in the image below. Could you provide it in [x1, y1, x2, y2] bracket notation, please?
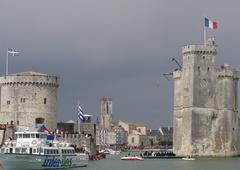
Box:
[20, 98, 26, 103]
[44, 98, 47, 104]
[35, 118, 45, 128]
[132, 137, 135, 143]
[203, 56, 205, 60]
[17, 121, 19, 125]
[7, 100, 10, 105]
[198, 66, 200, 70]
[207, 67, 210, 72]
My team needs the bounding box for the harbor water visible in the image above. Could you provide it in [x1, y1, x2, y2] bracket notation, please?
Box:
[1, 154, 240, 170]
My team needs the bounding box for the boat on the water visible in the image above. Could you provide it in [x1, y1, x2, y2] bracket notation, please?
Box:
[182, 157, 195, 161]
[142, 150, 183, 159]
[99, 148, 121, 155]
[121, 156, 143, 161]
[0, 131, 88, 170]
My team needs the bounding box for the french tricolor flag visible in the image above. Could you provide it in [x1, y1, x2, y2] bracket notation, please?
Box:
[205, 17, 217, 30]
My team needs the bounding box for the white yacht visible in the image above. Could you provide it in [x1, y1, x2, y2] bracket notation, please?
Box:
[0, 131, 88, 170]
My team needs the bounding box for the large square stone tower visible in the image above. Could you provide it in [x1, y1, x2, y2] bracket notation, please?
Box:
[173, 38, 240, 156]
[100, 97, 112, 129]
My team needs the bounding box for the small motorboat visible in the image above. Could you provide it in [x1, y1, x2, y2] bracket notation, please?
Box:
[99, 148, 121, 155]
[121, 156, 144, 161]
[182, 156, 195, 161]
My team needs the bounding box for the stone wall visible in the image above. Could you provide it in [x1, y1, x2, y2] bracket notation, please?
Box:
[57, 122, 97, 156]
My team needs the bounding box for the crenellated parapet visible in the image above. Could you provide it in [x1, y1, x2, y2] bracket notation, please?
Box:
[0, 71, 59, 87]
[182, 41, 217, 56]
[216, 64, 240, 80]
[182, 47, 217, 55]
[173, 70, 182, 79]
[0, 81, 58, 87]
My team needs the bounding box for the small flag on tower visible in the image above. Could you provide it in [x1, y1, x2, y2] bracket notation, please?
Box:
[77, 104, 85, 122]
[7, 48, 20, 56]
[204, 17, 217, 30]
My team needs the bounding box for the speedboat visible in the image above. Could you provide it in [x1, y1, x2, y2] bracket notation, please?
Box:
[182, 156, 195, 161]
[121, 156, 143, 161]
[0, 131, 88, 170]
[100, 148, 121, 155]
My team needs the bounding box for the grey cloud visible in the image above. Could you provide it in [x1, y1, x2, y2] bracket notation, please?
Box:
[0, 0, 240, 128]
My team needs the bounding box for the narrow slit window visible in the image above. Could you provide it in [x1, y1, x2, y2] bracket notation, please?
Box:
[20, 98, 26, 103]
[44, 98, 47, 104]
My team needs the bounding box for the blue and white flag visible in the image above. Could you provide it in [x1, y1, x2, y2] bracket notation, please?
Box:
[77, 104, 85, 122]
[8, 48, 20, 56]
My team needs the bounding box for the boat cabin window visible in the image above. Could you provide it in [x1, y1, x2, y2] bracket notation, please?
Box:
[15, 148, 21, 153]
[39, 134, 46, 139]
[45, 149, 50, 155]
[39, 148, 43, 154]
[43, 149, 59, 155]
[50, 150, 53, 154]
[10, 148, 13, 153]
[23, 134, 30, 138]
[31, 134, 36, 138]
[22, 148, 27, 153]
[33, 148, 37, 153]
[61, 149, 74, 155]
[17, 134, 23, 138]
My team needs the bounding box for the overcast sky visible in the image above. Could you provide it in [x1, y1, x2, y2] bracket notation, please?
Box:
[0, 0, 240, 129]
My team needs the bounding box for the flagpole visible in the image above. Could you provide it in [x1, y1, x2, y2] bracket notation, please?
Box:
[204, 26, 206, 44]
[6, 49, 8, 75]
[77, 101, 80, 133]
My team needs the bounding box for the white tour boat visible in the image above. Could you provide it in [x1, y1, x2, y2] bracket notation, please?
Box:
[0, 131, 88, 170]
[121, 156, 143, 161]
